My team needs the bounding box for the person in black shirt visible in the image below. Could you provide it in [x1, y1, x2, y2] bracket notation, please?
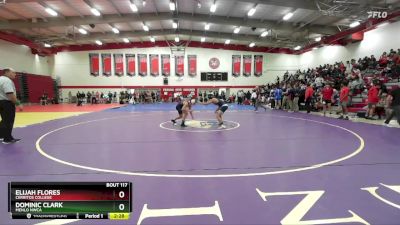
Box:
[384, 88, 400, 126]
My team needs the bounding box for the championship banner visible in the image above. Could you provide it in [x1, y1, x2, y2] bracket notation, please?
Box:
[150, 54, 159, 76]
[89, 53, 99, 76]
[188, 55, 197, 77]
[138, 54, 147, 76]
[243, 55, 252, 77]
[113, 54, 124, 76]
[101, 53, 112, 76]
[125, 54, 135, 76]
[254, 55, 263, 77]
[232, 55, 241, 77]
[161, 54, 170, 76]
[175, 55, 184, 77]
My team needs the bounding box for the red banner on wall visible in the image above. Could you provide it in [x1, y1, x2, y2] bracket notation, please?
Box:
[150, 54, 159, 76]
[89, 53, 99, 76]
[243, 55, 252, 77]
[138, 54, 147, 76]
[102, 53, 112, 76]
[188, 55, 197, 77]
[175, 55, 184, 77]
[114, 54, 124, 76]
[254, 55, 263, 77]
[232, 55, 241, 77]
[125, 54, 135, 76]
[161, 54, 170, 76]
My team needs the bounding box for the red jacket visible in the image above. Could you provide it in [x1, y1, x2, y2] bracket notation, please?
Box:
[305, 87, 314, 99]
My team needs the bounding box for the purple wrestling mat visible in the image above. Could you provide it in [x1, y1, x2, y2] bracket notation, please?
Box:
[1, 106, 399, 225]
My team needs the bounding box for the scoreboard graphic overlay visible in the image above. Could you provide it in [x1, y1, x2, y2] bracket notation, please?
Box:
[9, 182, 132, 220]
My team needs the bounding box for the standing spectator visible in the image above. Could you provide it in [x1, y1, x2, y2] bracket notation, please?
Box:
[384, 88, 400, 126]
[292, 84, 300, 112]
[274, 85, 283, 109]
[251, 90, 257, 108]
[366, 81, 380, 119]
[0, 68, 21, 144]
[305, 83, 314, 113]
[338, 81, 350, 120]
[321, 83, 334, 116]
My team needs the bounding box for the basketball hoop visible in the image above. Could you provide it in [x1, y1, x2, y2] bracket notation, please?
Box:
[167, 40, 189, 57]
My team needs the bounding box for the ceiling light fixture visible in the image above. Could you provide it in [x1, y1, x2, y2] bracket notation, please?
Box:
[249, 42, 255, 47]
[247, 7, 256, 17]
[123, 38, 129, 43]
[95, 40, 103, 45]
[129, 1, 138, 12]
[204, 23, 210, 30]
[315, 37, 321, 42]
[283, 12, 293, 21]
[44, 43, 51, 48]
[143, 24, 149, 31]
[150, 37, 155, 42]
[45, 7, 58, 16]
[175, 37, 180, 42]
[78, 28, 88, 34]
[349, 21, 360, 28]
[225, 39, 230, 44]
[112, 27, 119, 34]
[210, 3, 216, 13]
[201, 37, 205, 42]
[172, 21, 178, 29]
[294, 46, 301, 50]
[260, 30, 268, 37]
[233, 27, 240, 34]
[90, 8, 101, 16]
[169, 1, 175, 11]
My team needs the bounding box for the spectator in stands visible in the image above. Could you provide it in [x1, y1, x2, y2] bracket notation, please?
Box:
[379, 52, 389, 67]
[369, 55, 377, 69]
[366, 81, 380, 119]
[338, 80, 350, 120]
[314, 75, 324, 90]
[384, 87, 400, 126]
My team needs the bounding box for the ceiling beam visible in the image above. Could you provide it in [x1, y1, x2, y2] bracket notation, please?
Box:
[39, 29, 298, 47]
[0, 12, 338, 35]
[4, 0, 319, 11]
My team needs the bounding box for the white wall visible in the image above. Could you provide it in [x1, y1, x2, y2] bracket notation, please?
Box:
[299, 20, 400, 70]
[49, 19, 400, 98]
[53, 47, 299, 96]
[0, 39, 53, 76]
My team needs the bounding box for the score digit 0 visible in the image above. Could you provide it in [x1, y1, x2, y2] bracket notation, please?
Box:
[119, 191, 125, 199]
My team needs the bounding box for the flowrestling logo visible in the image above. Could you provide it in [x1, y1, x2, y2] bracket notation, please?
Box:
[367, 11, 388, 19]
